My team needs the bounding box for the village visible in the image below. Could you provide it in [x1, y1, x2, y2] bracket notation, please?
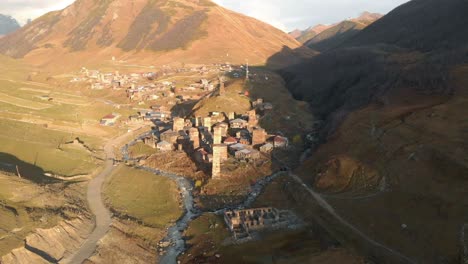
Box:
[69, 62, 303, 242]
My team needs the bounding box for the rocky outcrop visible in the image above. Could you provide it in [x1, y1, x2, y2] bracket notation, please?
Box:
[1, 217, 92, 264]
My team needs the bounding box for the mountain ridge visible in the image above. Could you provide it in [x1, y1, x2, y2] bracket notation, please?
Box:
[290, 11, 382, 46]
[0, 0, 307, 69]
[0, 14, 20, 36]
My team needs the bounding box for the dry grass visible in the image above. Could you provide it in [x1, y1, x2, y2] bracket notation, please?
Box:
[104, 165, 182, 228]
[0, 92, 52, 110]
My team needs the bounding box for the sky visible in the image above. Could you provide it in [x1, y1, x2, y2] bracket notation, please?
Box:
[0, 0, 410, 31]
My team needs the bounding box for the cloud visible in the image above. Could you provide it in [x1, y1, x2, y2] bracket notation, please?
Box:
[0, 0, 410, 30]
[212, 0, 411, 31]
[0, 0, 74, 24]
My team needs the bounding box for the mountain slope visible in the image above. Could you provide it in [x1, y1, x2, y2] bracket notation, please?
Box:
[305, 12, 382, 51]
[276, 0, 468, 262]
[343, 0, 468, 52]
[294, 24, 333, 44]
[0, 0, 306, 69]
[0, 14, 20, 35]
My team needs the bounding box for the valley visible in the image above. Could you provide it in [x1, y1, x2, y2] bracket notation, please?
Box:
[0, 0, 466, 263]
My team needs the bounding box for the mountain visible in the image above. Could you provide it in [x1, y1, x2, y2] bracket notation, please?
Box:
[0, 0, 306, 69]
[276, 0, 468, 262]
[0, 14, 20, 36]
[289, 24, 333, 44]
[304, 12, 382, 51]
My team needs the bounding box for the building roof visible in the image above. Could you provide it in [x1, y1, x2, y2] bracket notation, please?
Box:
[230, 143, 246, 151]
[102, 114, 116, 119]
[230, 118, 247, 124]
[224, 137, 238, 144]
[274, 136, 288, 143]
[157, 141, 171, 147]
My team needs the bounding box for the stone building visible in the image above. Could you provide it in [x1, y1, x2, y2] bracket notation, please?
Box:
[273, 136, 289, 148]
[173, 117, 185, 132]
[142, 134, 158, 148]
[213, 144, 228, 161]
[214, 122, 229, 137]
[160, 130, 179, 144]
[213, 125, 223, 145]
[260, 143, 274, 153]
[224, 207, 295, 240]
[248, 109, 258, 128]
[228, 112, 235, 120]
[252, 128, 267, 147]
[230, 118, 248, 129]
[223, 137, 238, 145]
[212, 144, 224, 179]
[157, 141, 173, 151]
[235, 149, 260, 161]
[203, 117, 212, 131]
[189, 127, 200, 149]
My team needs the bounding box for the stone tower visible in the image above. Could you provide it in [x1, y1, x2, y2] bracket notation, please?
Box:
[228, 112, 235, 120]
[189, 127, 200, 149]
[213, 125, 223, 144]
[252, 128, 267, 147]
[203, 117, 212, 131]
[173, 117, 185, 132]
[212, 144, 228, 179]
[248, 109, 258, 127]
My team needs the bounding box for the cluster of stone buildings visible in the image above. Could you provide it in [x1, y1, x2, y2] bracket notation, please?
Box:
[137, 103, 288, 178]
[224, 207, 297, 241]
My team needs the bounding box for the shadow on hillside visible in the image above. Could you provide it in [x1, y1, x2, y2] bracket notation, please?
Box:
[0, 152, 61, 184]
[263, 44, 461, 139]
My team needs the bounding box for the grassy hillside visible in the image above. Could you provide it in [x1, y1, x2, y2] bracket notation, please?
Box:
[305, 21, 365, 51]
[0, 0, 305, 69]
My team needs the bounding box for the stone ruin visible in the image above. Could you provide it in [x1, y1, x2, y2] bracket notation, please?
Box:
[224, 207, 299, 242]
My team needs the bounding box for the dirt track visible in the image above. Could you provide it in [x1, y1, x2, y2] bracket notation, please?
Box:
[62, 128, 144, 264]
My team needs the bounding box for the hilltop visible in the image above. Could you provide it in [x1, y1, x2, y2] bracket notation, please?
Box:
[0, 14, 20, 36]
[0, 0, 307, 70]
[290, 12, 382, 51]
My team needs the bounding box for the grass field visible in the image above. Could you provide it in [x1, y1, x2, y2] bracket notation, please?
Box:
[104, 165, 182, 228]
[0, 119, 99, 177]
[192, 79, 251, 117]
[0, 92, 52, 110]
[128, 142, 156, 159]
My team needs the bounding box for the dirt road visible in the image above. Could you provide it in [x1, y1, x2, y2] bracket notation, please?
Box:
[62, 128, 144, 264]
[289, 172, 416, 264]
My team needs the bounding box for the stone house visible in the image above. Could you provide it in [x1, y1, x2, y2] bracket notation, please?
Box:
[157, 141, 173, 151]
[223, 137, 238, 145]
[273, 136, 289, 148]
[229, 143, 247, 155]
[160, 130, 179, 144]
[100, 114, 120, 126]
[235, 149, 260, 161]
[230, 118, 248, 129]
[260, 143, 274, 153]
[142, 134, 158, 148]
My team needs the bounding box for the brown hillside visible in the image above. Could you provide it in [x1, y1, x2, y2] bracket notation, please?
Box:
[0, 0, 307, 70]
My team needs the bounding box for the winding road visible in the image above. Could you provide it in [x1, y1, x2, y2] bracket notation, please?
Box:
[62, 129, 144, 264]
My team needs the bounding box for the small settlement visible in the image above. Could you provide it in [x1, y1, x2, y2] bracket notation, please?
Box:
[75, 63, 299, 244]
[132, 101, 288, 179]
